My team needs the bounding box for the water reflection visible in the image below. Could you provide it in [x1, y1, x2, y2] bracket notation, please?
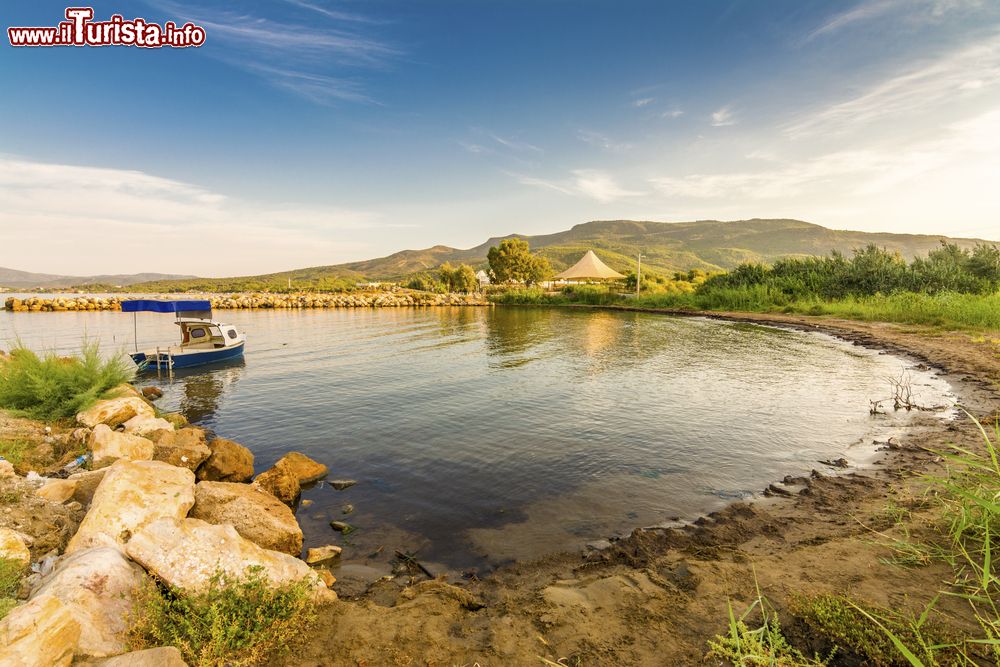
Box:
[145, 358, 245, 426]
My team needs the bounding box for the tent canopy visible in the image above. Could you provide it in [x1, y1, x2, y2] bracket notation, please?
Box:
[121, 299, 212, 319]
[553, 250, 626, 280]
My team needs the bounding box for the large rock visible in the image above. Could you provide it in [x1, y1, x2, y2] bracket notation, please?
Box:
[273, 452, 328, 484]
[121, 414, 174, 436]
[196, 438, 254, 483]
[36, 479, 78, 503]
[148, 428, 211, 471]
[88, 424, 155, 468]
[81, 647, 188, 667]
[0, 459, 15, 478]
[0, 527, 30, 566]
[190, 481, 302, 555]
[67, 468, 108, 506]
[126, 518, 334, 603]
[0, 593, 81, 667]
[252, 465, 300, 507]
[66, 460, 195, 554]
[30, 547, 147, 657]
[77, 396, 154, 429]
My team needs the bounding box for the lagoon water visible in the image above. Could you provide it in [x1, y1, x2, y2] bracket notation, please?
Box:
[1, 305, 953, 576]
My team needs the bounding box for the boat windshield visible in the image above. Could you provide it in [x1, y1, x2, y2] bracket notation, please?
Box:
[179, 322, 226, 349]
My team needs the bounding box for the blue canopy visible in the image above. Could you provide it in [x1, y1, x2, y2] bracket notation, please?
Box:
[121, 299, 212, 316]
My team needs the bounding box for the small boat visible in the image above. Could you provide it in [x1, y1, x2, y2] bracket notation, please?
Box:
[121, 299, 245, 370]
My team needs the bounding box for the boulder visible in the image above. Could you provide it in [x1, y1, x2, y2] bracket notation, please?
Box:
[77, 396, 154, 429]
[190, 481, 303, 555]
[126, 518, 335, 603]
[160, 412, 188, 429]
[0, 593, 80, 667]
[0, 527, 31, 566]
[36, 479, 78, 503]
[88, 424, 155, 468]
[30, 547, 147, 657]
[252, 465, 300, 507]
[139, 386, 163, 401]
[273, 452, 328, 484]
[196, 438, 254, 483]
[80, 647, 188, 667]
[121, 415, 174, 436]
[305, 544, 342, 565]
[67, 468, 108, 506]
[0, 459, 15, 478]
[66, 460, 195, 554]
[148, 428, 211, 471]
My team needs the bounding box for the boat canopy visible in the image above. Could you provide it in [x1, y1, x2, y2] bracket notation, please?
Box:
[121, 299, 212, 319]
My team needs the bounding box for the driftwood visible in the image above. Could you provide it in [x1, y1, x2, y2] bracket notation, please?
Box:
[395, 549, 434, 578]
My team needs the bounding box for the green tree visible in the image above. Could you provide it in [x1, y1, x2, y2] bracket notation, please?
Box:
[438, 263, 479, 292]
[487, 239, 551, 284]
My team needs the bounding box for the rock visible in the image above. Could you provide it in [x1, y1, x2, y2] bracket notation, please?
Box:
[160, 412, 188, 429]
[148, 428, 211, 471]
[0, 459, 15, 478]
[66, 460, 195, 554]
[67, 468, 108, 506]
[36, 479, 78, 503]
[126, 518, 335, 602]
[80, 646, 188, 667]
[0, 593, 81, 667]
[77, 396, 154, 429]
[88, 424, 155, 468]
[121, 415, 174, 436]
[252, 465, 300, 507]
[190, 481, 303, 556]
[329, 521, 352, 533]
[818, 457, 849, 468]
[139, 386, 163, 401]
[30, 546, 147, 657]
[305, 544, 342, 565]
[315, 569, 336, 588]
[273, 452, 328, 484]
[196, 438, 254, 483]
[0, 527, 31, 566]
[342, 504, 354, 515]
[330, 479, 357, 490]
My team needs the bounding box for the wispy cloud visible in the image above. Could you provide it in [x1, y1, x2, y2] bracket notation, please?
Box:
[281, 0, 378, 23]
[490, 134, 543, 153]
[786, 32, 1000, 137]
[146, 1, 398, 105]
[710, 107, 736, 127]
[0, 156, 387, 274]
[661, 108, 684, 119]
[577, 129, 632, 152]
[803, 0, 986, 43]
[804, 0, 901, 41]
[633, 97, 655, 108]
[511, 169, 643, 203]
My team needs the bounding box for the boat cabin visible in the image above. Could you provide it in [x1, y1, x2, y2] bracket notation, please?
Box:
[178, 319, 243, 350]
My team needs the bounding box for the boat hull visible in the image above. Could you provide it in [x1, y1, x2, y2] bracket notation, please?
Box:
[131, 341, 245, 370]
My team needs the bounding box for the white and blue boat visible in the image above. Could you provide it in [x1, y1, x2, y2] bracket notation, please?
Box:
[122, 299, 245, 370]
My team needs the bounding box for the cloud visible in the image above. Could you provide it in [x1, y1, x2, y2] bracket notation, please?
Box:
[786, 32, 1000, 137]
[511, 169, 644, 203]
[710, 107, 736, 127]
[0, 156, 390, 275]
[577, 129, 632, 152]
[802, 0, 984, 42]
[490, 134, 543, 153]
[633, 97, 655, 108]
[661, 108, 684, 119]
[804, 0, 901, 41]
[281, 0, 378, 23]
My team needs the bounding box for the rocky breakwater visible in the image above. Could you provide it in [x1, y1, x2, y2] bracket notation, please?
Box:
[0, 386, 340, 666]
[4, 291, 488, 311]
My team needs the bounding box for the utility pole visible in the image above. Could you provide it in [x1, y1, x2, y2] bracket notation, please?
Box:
[636, 252, 643, 296]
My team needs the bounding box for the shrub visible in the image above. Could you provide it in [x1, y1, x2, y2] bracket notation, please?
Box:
[0, 557, 25, 620]
[0, 340, 133, 421]
[128, 567, 318, 667]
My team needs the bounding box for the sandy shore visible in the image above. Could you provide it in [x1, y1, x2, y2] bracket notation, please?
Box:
[282, 309, 999, 666]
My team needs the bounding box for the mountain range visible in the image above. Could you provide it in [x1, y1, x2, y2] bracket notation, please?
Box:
[2, 219, 993, 291]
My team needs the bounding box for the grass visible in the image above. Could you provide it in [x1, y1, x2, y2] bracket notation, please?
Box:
[128, 566, 317, 667]
[0, 340, 133, 421]
[0, 439, 30, 465]
[0, 557, 25, 620]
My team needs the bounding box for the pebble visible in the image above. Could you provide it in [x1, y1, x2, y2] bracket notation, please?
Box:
[330, 480, 357, 491]
[329, 521, 353, 533]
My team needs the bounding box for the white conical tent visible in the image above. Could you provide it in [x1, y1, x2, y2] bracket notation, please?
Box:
[553, 250, 626, 280]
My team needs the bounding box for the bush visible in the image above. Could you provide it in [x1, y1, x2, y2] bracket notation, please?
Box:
[0, 341, 133, 421]
[128, 567, 318, 667]
[0, 557, 25, 620]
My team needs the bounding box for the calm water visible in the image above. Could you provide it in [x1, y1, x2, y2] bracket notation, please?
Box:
[1, 304, 953, 577]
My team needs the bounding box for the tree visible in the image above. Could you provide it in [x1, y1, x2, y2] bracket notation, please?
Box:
[438, 263, 479, 292]
[487, 239, 551, 284]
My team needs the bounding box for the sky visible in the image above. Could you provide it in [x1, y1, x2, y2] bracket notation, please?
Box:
[2, 0, 999, 276]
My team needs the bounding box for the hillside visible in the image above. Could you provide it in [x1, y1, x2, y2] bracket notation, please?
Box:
[7, 219, 993, 292]
[0, 267, 197, 290]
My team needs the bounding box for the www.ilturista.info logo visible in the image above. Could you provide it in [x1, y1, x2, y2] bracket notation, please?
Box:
[8, 7, 206, 48]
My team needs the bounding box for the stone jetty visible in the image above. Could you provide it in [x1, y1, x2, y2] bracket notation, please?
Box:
[4, 291, 488, 312]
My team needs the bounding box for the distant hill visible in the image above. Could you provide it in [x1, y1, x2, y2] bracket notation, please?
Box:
[0, 267, 196, 289]
[6, 219, 993, 292]
[124, 218, 994, 292]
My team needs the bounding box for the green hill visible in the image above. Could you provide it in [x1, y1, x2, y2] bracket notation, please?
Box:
[125, 218, 994, 291]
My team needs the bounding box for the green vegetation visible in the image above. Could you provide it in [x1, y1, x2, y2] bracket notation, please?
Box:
[0, 340, 133, 420]
[128, 567, 317, 667]
[707, 582, 832, 666]
[0, 439, 30, 465]
[0, 558, 25, 620]
[439, 262, 479, 293]
[487, 238, 551, 284]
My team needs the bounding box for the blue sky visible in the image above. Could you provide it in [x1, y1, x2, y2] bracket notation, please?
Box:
[2, 0, 999, 275]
